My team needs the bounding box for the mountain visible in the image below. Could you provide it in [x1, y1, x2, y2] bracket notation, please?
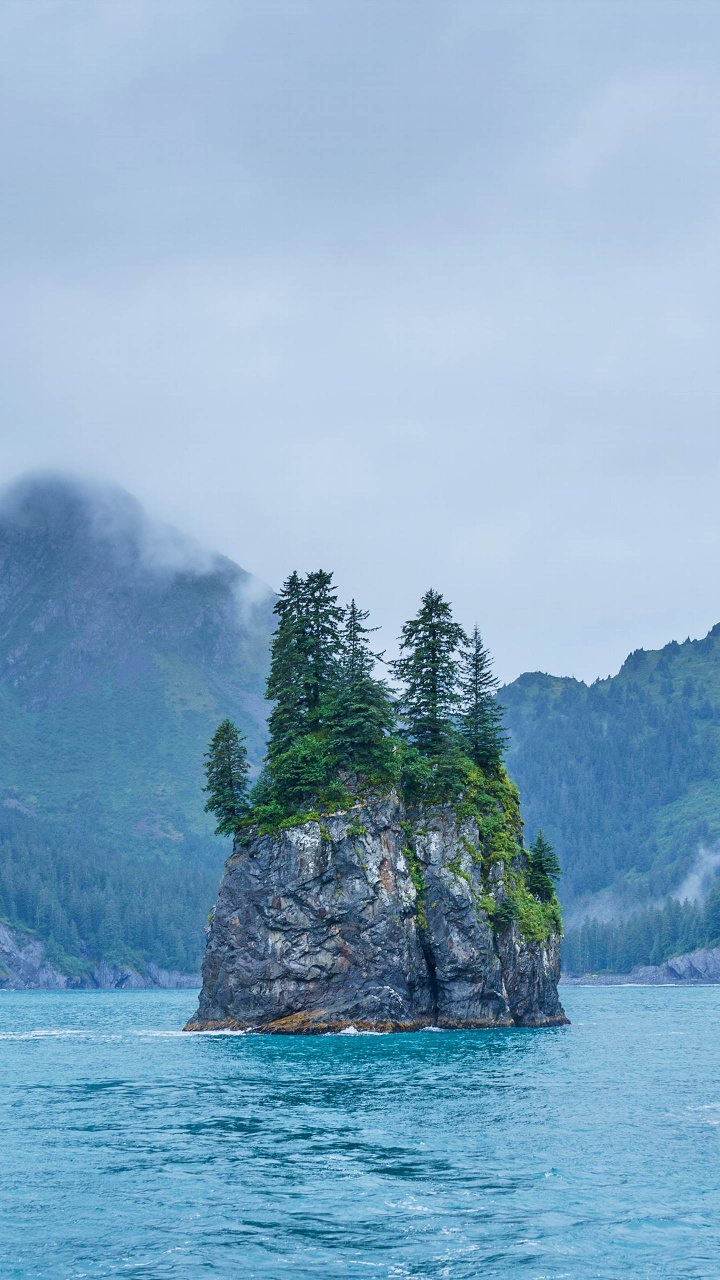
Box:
[6, 473, 719, 982]
[0, 474, 274, 979]
[502, 629, 720, 970]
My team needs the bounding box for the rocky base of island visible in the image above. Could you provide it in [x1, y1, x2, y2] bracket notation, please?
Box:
[185, 793, 568, 1034]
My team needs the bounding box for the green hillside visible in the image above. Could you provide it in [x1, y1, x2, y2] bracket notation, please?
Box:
[0, 475, 274, 974]
[7, 472, 720, 979]
[502, 628, 720, 970]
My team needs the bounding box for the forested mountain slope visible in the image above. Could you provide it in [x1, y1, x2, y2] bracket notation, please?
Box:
[502, 629, 720, 933]
[0, 475, 273, 975]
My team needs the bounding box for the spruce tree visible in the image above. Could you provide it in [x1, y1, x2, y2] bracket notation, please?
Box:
[266, 571, 309, 759]
[265, 569, 344, 759]
[302, 570, 344, 730]
[325, 600, 396, 779]
[526, 829, 561, 902]
[203, 719, 250, 835]
[392, 589, 466, 756]
[458, 625, 508, 773]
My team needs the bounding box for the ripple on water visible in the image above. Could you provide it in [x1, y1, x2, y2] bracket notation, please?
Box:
[1, 987, 720, 1278]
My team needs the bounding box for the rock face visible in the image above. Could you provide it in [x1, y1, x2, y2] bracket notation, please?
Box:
[561, 946, 720, 985]
[186, 794, 567, 1033]
[0, 921, 199, 990]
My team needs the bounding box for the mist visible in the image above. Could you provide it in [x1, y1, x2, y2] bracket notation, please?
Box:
[0, 471, 273, 607]
[1, 2, 719, 682]
[672, 846, 720, 907]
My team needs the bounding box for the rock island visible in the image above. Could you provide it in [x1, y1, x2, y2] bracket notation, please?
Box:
[186, 573, 567, 1033]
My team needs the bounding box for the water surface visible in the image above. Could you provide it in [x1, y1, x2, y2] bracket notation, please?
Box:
[1, 987, 719, 1278]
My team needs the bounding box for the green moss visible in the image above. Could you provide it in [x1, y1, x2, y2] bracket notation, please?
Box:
[249, 754, 561, 948]
[510, 875, 562, 943]
[459, 835, 483, 865]
[442, 762, 561, 944]
[477, 893, 496, 918]
[403, 842, 428, 931]
[446, 854, 472, 886]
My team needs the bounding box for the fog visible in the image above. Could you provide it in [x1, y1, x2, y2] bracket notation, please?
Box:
[1, 2, 719, 680]
[673, 846, 720, 907]
[0, 472, 274, 635]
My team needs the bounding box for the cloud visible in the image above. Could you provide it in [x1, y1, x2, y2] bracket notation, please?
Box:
[1, 1, 720, 682]
[552, 71, 717, 187]
[0, 470, 273, 596]
[672, 846, 720, 906]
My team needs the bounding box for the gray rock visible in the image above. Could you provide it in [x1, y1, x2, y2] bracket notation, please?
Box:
[562, 945, 720, 985]
[0, 921, 69, 989]
[0, 920, 199, 990]
[186, 794, 567, 1032]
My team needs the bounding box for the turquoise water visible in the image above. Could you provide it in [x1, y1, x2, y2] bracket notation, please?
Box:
[1, 989, 719, 1278]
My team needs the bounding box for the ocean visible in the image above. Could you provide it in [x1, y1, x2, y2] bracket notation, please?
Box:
[1, 987, 718, 1279]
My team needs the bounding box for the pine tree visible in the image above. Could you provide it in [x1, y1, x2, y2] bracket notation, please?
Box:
[325, 600, 396, 778]
[526, 829, 561, 902]
[302, 570, 344, 730]
[392, 589, 466, 756]
[266, 571, 310, 759]
[265, 570, 343, 759]
[203, 719, 250, 835]
[458, 625, 508, 773]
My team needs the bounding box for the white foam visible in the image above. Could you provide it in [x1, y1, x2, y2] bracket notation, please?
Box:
[0, 1029, 91, 1040]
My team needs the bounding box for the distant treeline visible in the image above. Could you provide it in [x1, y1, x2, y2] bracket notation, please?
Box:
[562, 883, 720, 974]
[0, 810, 218, 975]
[503, 656, 712, 908]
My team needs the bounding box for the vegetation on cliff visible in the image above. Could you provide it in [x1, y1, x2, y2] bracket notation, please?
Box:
[204, 569, 562, 944]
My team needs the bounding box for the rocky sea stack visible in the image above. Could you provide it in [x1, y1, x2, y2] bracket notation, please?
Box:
[185, 789, 567, 1033]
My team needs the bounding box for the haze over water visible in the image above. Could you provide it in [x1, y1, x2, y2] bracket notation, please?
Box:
[2, 988, 719, 1278]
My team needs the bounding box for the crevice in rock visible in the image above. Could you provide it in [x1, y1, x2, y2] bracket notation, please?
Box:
[418, 930, 439, 1024]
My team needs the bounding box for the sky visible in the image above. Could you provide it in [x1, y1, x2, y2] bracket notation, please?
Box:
[1, 0, 719, 683]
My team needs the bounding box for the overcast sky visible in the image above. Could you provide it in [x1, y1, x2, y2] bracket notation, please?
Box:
[1, 1, 719, 682]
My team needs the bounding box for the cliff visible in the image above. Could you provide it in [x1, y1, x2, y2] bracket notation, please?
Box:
[186, 792, 567, 1033]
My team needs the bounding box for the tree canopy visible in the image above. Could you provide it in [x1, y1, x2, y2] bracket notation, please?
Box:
[205, 572, 521, 841]
[391, 588, 466, 756]
[526, 830, 561, 903]
[203, 719, 250, 835]
[325, 600, 396, 780]
[458, 625, 507, 774]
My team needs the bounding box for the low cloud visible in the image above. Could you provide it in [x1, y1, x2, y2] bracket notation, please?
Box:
[0, 470, 274, 603]
[671, 845, 720, 906]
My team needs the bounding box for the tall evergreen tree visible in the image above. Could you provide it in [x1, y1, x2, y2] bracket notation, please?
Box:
[325, 600, 396, 778]
[526, 829, 561, 902]
[302, 570, 344, 729]
[265, 569, 343, 758]
[266, 571, 309, 759]
[458, 625, 508, 773]
[392, 589, 466, 756]
[203, 719, 250, 835]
